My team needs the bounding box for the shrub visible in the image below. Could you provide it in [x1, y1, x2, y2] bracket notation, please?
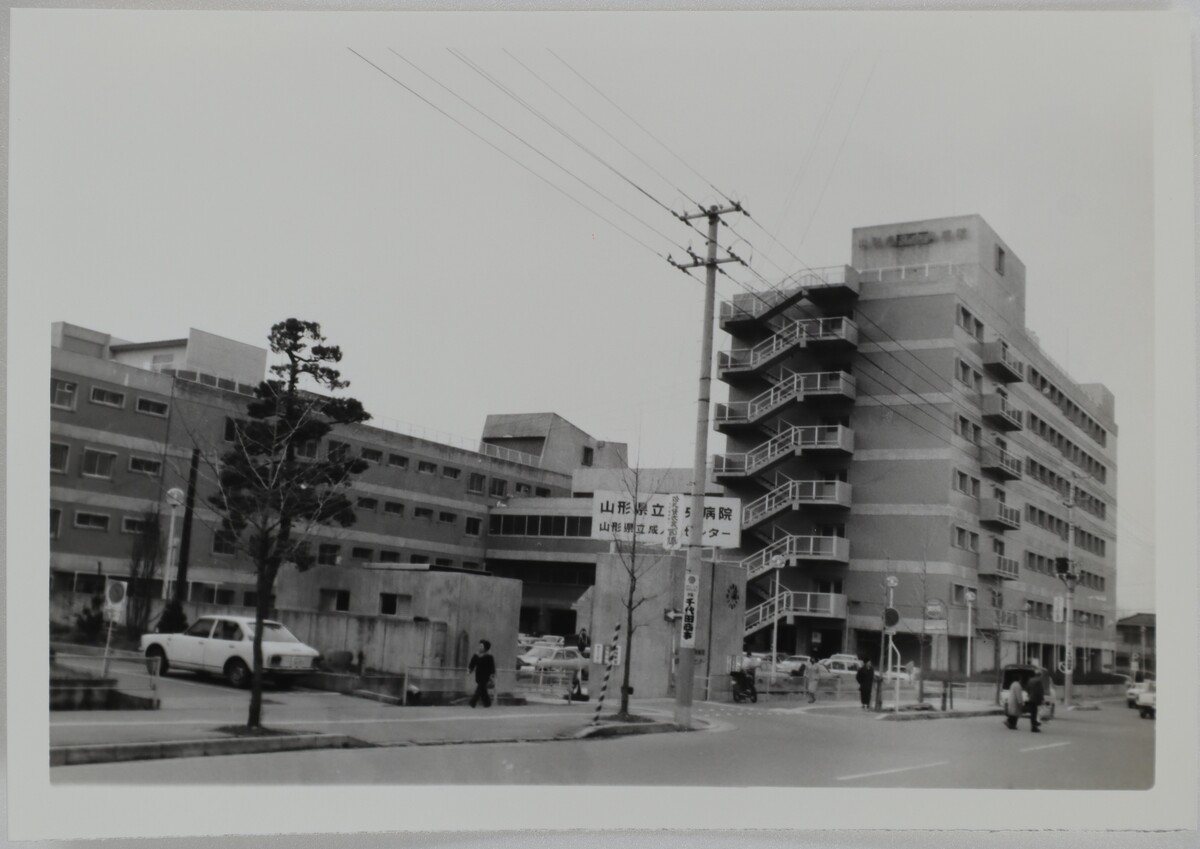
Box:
[73, 594, 106, 642]
[157, 599, 188, 634]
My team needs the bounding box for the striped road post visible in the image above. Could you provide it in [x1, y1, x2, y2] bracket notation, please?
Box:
[591, 622, 621, 725]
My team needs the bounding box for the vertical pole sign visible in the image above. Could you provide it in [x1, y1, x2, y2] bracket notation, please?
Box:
[101, 579, 127, 678]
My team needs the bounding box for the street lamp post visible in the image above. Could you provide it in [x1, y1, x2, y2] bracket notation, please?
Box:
[162, 488, 186, 600]
[965, 590, 976, 679]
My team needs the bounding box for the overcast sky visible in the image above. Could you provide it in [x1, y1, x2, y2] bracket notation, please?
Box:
[12, 10, 1165, 612]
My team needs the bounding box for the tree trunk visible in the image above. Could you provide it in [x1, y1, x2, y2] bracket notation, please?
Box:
[619, 574, 635, 716]
[248, 566, 266, 728]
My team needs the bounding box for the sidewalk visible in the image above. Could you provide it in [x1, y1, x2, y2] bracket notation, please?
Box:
[50, 698, 692, 767]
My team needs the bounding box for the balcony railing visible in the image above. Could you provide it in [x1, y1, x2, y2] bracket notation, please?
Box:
[742, 534, 851, 580]
[979, 552, 1020, 580]
[981, 341, 1025, 383]
[742, 480, 852, 528]
[980, 499, 1021, 530]
[980, 446, 1022, 480]
[745, 591, 849, 634]
[714, 372, 856, 429]
[719, 266, 858, 326]
[717, 317, 858, 377]
[992, 609, 1020, 630]
[981, 394, 1023, 431]
[714, 425, 854, 479]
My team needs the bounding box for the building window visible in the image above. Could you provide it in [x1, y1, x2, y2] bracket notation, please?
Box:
[409, 555, 430, 564]
[318, 544, 340, 565]
[51, 378, 78, 410]
[468, 473, 486, 494]
[327, 441, 349, 460]
[490, 478, 508, 499]
[136, 397, 170, 417]
[515, 483, 532, 496]
[361, 447, 383, 463]
[90, 386, 126, 408]
[318, 589, 350, 613]
[953, 525, 979, 553]
[81, 449, 118, 479]
[463, 561, 481, 570]
[121, 516, 153, 535]
[74, 511, 110, 531]
[536, 487, 552, 497]
[388, 453, 408, 469]
[379, 593, 413, 617]
[438, 511, 457, 525]
[357, 496, 379, 511]
[582, 447, 595, 467]
[954, 470, 980, 498]
[413, 507, 434, 521]
[995, 245, 1006, 275]
[442, 467, 461, 480]
[295, 440, 318, 460]
[465, 517, 482, 536]
[50, 442, 70, 473]
[213, 529, 238, 555]
[51, 507, 61, 538]
[957, 416, 981, 445]
[418, 460, 437, 475]
[955, 360, 982, 391]
[379, 550, 401, 563]
[956, 305, 984, 341]
[224, 417, 239, 443]
[384, 501, 404, 517]
[435, 557, 453, 567]
[951, 583, 977, 605]
[351, 547, 373, 560]
[129, 456, 163, 476]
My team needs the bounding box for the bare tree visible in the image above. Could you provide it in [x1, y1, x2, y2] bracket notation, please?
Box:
[603, 468, 673, 720]
[208, 319, 370, 729]
[125, 511, 162, 639]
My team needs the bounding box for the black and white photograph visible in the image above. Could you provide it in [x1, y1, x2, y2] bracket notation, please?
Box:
[6, 3, 1196, 842]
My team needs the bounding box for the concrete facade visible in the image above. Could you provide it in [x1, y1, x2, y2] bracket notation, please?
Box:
[719, 215, 1119, 677]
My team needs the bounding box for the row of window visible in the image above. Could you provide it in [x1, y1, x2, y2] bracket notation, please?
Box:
[311, 542, 480, 570]
[1027, 366, 1108, 447]
[51, 378, 171, 418]
[1022, 458, 1107, 520]
[50, 442, 164, 479]
[316, 588, 421, 617]
[52, 570, 272, 608]
[955, 358, 984, 392]
[1025, 504, 1069, 540]
[487, 514, 594, 538]
[353, 495, 484, 534]
[51, 507, 157, 537]
[956, 304, 985, 342]
[1026, 412, 1108, 483]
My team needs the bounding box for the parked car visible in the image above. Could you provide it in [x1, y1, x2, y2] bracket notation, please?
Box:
[818, 657, 863, 678]
[517, 645, 584, 674]
[750, 653, 790, 678]
[999, 664, 1056, 721]
[1136, 681, 1156, 719]
[1126, 680, 1154, 708]
[140, 615, 320, 688]
[777, 655, 813, 676]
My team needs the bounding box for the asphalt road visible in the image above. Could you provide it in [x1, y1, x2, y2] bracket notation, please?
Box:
[54, 692, 1153, 789]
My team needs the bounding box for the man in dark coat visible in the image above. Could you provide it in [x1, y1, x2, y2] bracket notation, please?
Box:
[856, 660, 875, 710]
[468, 639, 496, 708]
[1025, 666, 1046, 732]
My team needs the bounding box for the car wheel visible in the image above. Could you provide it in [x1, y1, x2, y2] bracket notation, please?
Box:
[145, 646, 168, 677]
[749, 691, 758, 704]
[225, 658, 251, 689]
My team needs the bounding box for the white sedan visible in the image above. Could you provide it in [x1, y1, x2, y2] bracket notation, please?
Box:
[141, 615, 320, 688]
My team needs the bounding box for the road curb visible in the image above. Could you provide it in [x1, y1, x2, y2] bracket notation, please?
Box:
[51, 733, 369, 767]
[879, 708, 1005, 721]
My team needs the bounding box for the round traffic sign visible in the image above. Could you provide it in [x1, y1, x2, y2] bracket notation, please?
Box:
[106, 581, 126, 604]
[883, 607, 900, 627]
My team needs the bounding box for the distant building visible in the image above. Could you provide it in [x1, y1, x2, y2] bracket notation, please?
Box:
[717, 215, 1119, 676]
[1115, 613, 1155, 677]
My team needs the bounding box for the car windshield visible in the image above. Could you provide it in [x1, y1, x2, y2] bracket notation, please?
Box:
[246, 622, 301, 643]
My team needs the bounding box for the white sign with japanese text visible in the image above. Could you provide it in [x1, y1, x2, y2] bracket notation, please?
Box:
[590, 491, 741, 549]
[680, 572, 700, 648]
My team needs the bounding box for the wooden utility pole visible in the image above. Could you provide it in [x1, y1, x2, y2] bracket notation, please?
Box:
[668, 203, 744, 729]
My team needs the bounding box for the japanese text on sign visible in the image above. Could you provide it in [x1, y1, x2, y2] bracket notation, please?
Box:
[591, 491, 741, 549]
[680, 573, 700, 648]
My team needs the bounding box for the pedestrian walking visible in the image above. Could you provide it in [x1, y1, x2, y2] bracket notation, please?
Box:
[806, 659, 821, 703]
[1004, 678, 1024, 730]
[467, 639, 496, 708]
[856, 660, 875, 710]
[576, 628, 590, 656]
[1025, 666, 1046, 732]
